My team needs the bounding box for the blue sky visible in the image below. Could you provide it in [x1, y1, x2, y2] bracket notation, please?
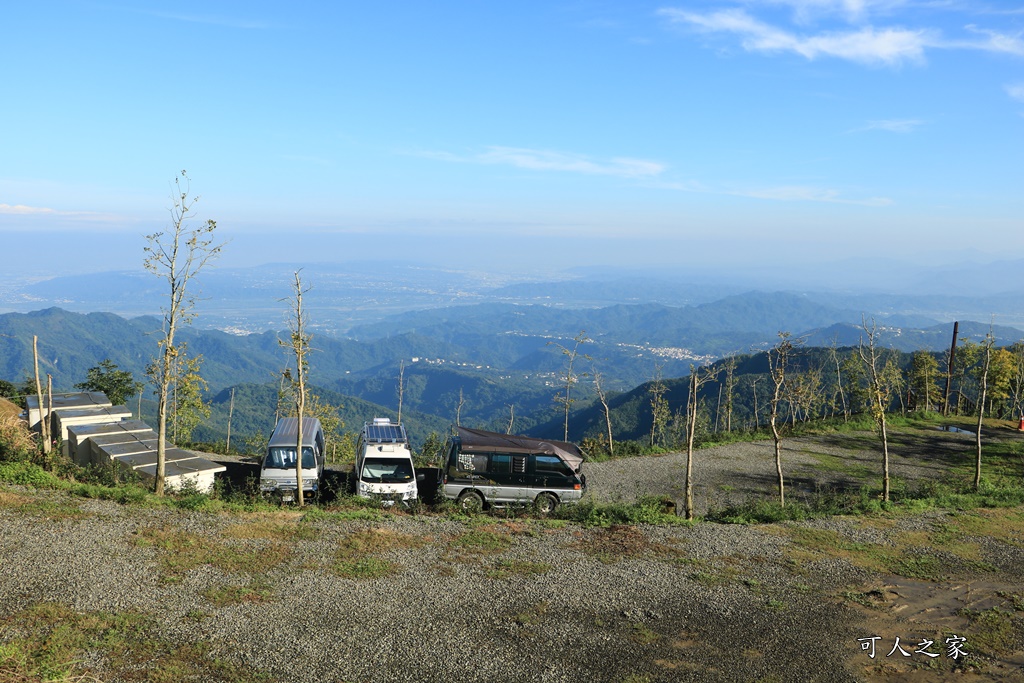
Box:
[2, 1, 1022, 276]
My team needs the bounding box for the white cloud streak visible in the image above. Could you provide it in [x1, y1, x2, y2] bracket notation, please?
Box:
[736, 185, 893, 205]
[1007, 83, 1024, 102]
[0, 203, 57, 215]
[659, 6, 1024, 65]
[659, 8, 932, 65]
[425, 146, 667, 179]
[852, 118, 926, 132]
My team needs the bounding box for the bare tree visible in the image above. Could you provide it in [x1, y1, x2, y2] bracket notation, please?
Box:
[858, 318, 892, 502]
[505, 404, 515, 434]
[683, 363, 720, 520]
[828, 338, 848, 421]
[549, 330, 591, 441]
[648, 366, 670, 448]
[974, 330, 995, 491]
[280, 271, 312, 506]
[226, 387, 235, 453]
[767, 332, 794, 506]
[32, 335, 51, 458]
[455, 387, 465, 427]
[592, 366, 614, 457]
[144, 171, 222, 496]
[396, 360, 406, 423]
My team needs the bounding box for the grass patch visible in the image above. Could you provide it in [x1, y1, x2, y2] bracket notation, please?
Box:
[958, 607, 1022, 658]
[0, 490, 87, 521]
[332, 527, 428, 579]
[451, 527, 513, 554]
[513, 602, 548, 626]
[133, 525, 290, 579]
[572, 524, 684, 565]
[555, 496, 689, 527]
[486, 558, 552, 579]
[0, 602, 265, 682]
[203, 579, 274, 607]
[222, 514, 320, 542]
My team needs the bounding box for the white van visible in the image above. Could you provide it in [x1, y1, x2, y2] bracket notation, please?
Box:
[354, 418, 418, 505]
[259, 417, 326, 502]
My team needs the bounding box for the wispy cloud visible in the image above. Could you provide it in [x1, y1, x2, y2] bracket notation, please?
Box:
[851, 118, 925, 132]
[658, 6, 1024, 66]
[424, 146, 667, 179]
[0, 203, 57, 215]
[659, 8, 932, 66]
[735, 185, 893, 205]
[1007, 82, 1024, 102]
[0, 203, 118, 221]
[636, 177, 889, 205]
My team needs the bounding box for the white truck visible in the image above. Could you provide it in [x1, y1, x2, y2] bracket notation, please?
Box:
[354, 418, 419, 505]
[260, 417, 326, 502]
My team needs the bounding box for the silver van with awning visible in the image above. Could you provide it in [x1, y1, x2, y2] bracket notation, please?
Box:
[442, 427, 586, 513]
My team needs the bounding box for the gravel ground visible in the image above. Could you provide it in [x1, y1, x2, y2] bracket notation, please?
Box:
[1, 428, 1022, 683]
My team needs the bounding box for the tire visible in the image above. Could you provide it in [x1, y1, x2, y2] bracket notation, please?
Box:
[456, 490, 484, 513]
[534, 492, 558, 515]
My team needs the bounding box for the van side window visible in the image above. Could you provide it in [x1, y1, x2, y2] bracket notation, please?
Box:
[456, 453, 489, 474]
[491, 454, 511, 473]
[535, 455, 569, 475]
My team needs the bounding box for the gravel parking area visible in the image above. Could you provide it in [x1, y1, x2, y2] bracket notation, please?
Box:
[1, 428, 1022, 682]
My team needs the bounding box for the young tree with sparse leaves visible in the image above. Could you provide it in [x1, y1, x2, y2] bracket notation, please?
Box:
[280, 271, 312, 506]
[144, 171, 222, 496]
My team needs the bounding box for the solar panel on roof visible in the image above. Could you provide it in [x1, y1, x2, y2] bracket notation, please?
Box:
[363, 422, 407, 443]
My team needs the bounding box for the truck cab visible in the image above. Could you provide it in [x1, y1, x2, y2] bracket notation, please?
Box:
[354, 418, 418, 505]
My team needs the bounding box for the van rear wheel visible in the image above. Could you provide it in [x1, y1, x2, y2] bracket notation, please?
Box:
[456, 490, 484, 513]
[534, 492, 558, 515]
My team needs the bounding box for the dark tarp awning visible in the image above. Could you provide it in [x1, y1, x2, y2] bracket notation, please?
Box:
[456, 427, 584, 472]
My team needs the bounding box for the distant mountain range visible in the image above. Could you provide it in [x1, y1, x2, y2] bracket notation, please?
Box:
[4, 260, 1024, 335]
[1, 284, 1021, 445]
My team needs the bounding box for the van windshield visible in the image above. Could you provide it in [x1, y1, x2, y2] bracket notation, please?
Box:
[265, 447, 316, 469]
[361, 457, 414, 483]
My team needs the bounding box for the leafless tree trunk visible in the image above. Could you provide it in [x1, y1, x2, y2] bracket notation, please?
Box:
[506, 404, 515, 434]
[751, 378, 760, 430]
[455, 387, 465, 427]
[396, 360, 405, 424]
[858, 318, 891, 502]
[281, 271, 312, 507]
[226, 387, 235, 453]
[32, 336, 51, 457]
[684, 364, 720, 520]
[593, 367, 614, 457]
[144, 171, 222, 496]
[768, 332, 794, 506]
[549, 330, 592, 441]
[46, 374, 53, 462]
[828, 339, 847, 421]
[975, 331, 994, 491]
[943, 322, 959, 417]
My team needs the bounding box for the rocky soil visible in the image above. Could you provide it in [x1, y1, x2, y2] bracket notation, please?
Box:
[1, 428, 1023, 682]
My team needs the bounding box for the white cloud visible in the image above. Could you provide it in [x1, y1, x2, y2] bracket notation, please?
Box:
[659, 6, 1024, 65]
[424, 146, 667, 179]
[0, 203, 57, 215]
[961, 25, 1024, 57]
[1007, 82, 1024, 102]
[659, 8, 932, 66]
[735, 185, 893, 205]
[852, 118, 926, 132]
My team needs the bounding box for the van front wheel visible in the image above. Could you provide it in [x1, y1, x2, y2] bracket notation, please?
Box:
[534, 492, 558, 515]
[456, 491, 484, 513]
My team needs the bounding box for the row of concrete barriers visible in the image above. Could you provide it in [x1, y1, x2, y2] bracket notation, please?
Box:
[25, 392, 224, 492]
